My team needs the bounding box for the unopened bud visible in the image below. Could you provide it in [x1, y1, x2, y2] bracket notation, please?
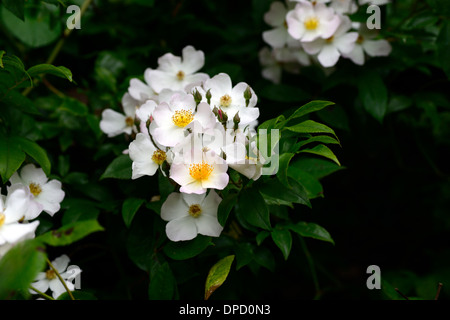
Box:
[233, 111, 240, 125]
[218, 108, 228, 123]
[206, 89, 212, 105]
[244, 86, 252, 107]
[212, 106, 219, 117]
[193, 89, 202, 105]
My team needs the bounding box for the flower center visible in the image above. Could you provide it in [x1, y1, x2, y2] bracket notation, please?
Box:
[151, 150, 167, 165]
[172, 109, 194, 128]
[29, 183, 42, 197]
[0, 213, 5, 228]
[176, 70, 185, 81]
[45, 269, 57, 280]
[188, 204, 202, 218]
[357, 35, 364, 44]
[189, 162, 213, 181]
[304, 17, 319, 30]
[220, 94, 232, 107]
[125, 116, 134, 127]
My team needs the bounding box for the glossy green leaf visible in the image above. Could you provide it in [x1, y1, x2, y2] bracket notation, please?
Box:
[285, 120, 338, 140]
[258, 176, 311, 208]
[289, 156, 345, 179]
[204, 255, 235, 300]
[0, 136, 26, 183]
[288, 221, 334, 245]
[276, 152, 295, 187]
[239, 188, 271, 230]
[0, 239, 47, 299]
[122, 197, 145, 228]
[1, 0, 25, 20]
[299, 144, 341, 166]
[271, 228, 292, 260]
[288, 100, 335, 121]
[217, 192, 238, 227]
[27, 64, 73, 82]
[287, 168, 324, 199]
[36, 220, 104, 247]
[437, 20, 450, 79]
[100, 154, 132, 180]
[149, 260, 176, 300]
[358, 71, 388, 123]
[15, 137, 51, 176]
[163, 235, 212, 260]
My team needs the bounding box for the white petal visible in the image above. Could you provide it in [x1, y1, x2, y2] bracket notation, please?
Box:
[165, 216, 198, 241]
[100, 109, 127, 137]
[37, 180, 65, 216]
[161, 193, 190, 221]
[334, 32, 359, 54]
[53, 254, 70, 273]
[19, 164, 48, 185]
[169, 164, 196, 188]
[181, 45, 205, 75]
[31, 279, 50, 294]
[263, 27, 289, 48]
[318, 45, 341, 67]
[128, 78, 155, 102]
[157, 53, 182, 74]
[204, 73, 233, 99]
[0, 221, 39, 244]
[201, 170, 229, 191]
[344, 44, 365, 65]
[4, 186, 31, 223]
[195, 214, 223, 237]
[363, 39, 392, 57]
[179, 180, 207, 195]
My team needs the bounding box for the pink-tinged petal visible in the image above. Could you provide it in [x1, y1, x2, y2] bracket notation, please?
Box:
[195, 214, 223, 237]
[180, 180, 207, 194]
[237, 107, 260, 126]
[317, 45, 341, 67]
[151, 103, 174, 127]
[193, 103, 217, 129]
[201, 171, 229, 190]
[170, 164, 196, 187]
[264, 1, 287, 27]
[363, 39, 392, 57]
[100, 109, 127, 137]
[165, 216, 198, 242]
[302, 39, 325, 55]
[286, 10, 305, 40]
[180, 46, 205, 74]
[128, 78, 155, 102]
[263, 27, 289, 48]
[320, 14, 342, 39]
[161, 192, 190, 221]
[334, 32, 359, 54]
[135, 100, 157, 122]
[169, 92, 196, 112]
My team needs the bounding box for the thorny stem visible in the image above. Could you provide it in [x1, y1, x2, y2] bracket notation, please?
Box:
[46, 258, 75, 300]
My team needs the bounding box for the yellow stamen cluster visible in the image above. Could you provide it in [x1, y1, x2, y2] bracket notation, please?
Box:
[189, 162, 213, 181]
[304, 17, 319, 30]
[176, 70, 185, 81]
[0, 213, 5, 228]
[125, 116, 134, 127]
[45, 269, 57, 280]
[152, 150, 167, 165]
[188, 204, 202, 218]
[220, 94, 232, 107]
[172, 109, 194, 128]
[29, 183, 42, 197]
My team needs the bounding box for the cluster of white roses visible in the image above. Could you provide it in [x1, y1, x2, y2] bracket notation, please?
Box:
[260, 0, 392, 83]
[100, 46, 265, 242]
[0, 164, 65, 259]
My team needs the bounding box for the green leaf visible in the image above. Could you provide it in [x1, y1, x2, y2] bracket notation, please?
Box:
[287, 168, 324, 199]
[289, 156, 345, 179]
[149, 261, 176, 300]
[0, 90, 40, 114]
[15, 137, 51, 176]
[204, 255, 235, 300]
[285, 120, 338, 140]
[297, 135, 341, 149]
[0, 136, 26, 183]
[100, 154, 132, 180]
[122, 197, 145, 228]
[253, 246, 275, 272]
[276, 152, 295, 187]
[0, 50, 5, 68]
[288, 100, 335, 121]
[217, 192, 238, 227]
[163, 235, 212, 260]
[1, 0, 25, 20]
[57, 291, 98, 300]
[239, 188, 271, 230]
[258, 176, 311, 208]
[288, 221, 334, 245]
[27, 64, 73, 82]
[358, 71, 388, 123]
[299, 144, 341, 166]
[234, 242, 255, 270]
[1, 4, 62, 48]
[271, 228, 292, 260]
[36, 220, 104, 247]
[0, 239, 47, 299]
